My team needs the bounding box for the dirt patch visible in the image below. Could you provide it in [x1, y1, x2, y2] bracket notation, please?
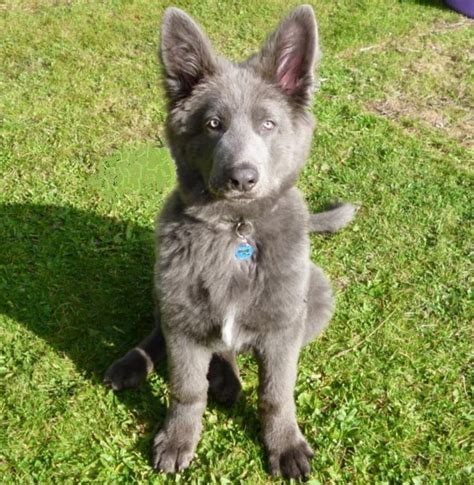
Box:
[1, 1, 74, 13]
[363, 22, 474, 149]
[369, 94, 473, 149]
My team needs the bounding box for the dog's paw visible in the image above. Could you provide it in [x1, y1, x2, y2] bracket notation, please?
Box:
[152, 429, 195, 473]
[268, 440, 314, 480]
[207, 354, 242, 407]
[103, 349, 151, 391]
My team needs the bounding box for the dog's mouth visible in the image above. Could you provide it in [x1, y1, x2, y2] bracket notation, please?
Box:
[208, 186, 257, 202]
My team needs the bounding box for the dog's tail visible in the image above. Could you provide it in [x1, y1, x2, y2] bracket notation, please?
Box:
[309, 202, 359, 234]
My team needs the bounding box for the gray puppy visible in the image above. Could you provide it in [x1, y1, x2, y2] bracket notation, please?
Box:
[105, 5, 357, 480]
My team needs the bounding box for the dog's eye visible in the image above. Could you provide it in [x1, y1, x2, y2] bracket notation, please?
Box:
[262, 120, 276, 131]
[206, 118, 222, 130]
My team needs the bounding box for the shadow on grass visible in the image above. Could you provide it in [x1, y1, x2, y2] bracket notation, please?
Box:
[0, 203, 156, 374]
[0, 202, 261, 466]
[0, 202, 163, 440]
[408, 0, 450, 8]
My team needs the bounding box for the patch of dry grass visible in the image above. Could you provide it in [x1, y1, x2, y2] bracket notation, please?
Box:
[361, 21, 474, 148]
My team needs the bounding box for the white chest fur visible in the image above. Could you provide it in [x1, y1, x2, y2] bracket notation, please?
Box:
[222, 306, 236, 348]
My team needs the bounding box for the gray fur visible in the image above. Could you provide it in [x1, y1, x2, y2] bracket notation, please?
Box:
[309, 202, 360, 233]
[105, 5, 356, 480]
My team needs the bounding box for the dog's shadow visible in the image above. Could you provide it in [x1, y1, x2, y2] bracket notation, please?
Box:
[1, 203, 162, 435]
[0, 202, 261, 463]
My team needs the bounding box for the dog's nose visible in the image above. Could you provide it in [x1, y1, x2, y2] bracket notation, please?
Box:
[229, 164, 259, 192]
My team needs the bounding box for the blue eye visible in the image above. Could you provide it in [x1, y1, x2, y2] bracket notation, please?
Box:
[262, 120, 275, 131]
[207, 118, 222, 130]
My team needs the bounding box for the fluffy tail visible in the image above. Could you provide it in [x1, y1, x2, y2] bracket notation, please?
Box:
[309, 202, 359, 234]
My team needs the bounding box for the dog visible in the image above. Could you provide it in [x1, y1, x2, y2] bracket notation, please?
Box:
[104, 5, 357, 479]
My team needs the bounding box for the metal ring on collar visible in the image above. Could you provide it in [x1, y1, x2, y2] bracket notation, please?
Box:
[235, 220, 254, 239]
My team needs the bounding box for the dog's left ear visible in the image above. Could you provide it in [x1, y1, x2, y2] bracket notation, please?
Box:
[248, 5, 320, 106]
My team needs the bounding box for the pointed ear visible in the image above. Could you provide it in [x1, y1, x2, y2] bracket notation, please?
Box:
[249, 5, 320, 106]
[160, 8, 218, 102]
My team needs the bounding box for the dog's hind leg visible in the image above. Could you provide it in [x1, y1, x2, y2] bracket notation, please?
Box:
[207, 351, 241, 407]
[103, 309, 242, 400]
[104, 323, 166, 391]
[302, 264, 334, 346]
[309, 202, 358, 234]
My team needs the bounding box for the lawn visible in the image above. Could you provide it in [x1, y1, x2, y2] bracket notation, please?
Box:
[1, 0, 472, 482]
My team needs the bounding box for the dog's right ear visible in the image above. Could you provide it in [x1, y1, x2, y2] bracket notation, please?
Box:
[160, 8, 217, 102]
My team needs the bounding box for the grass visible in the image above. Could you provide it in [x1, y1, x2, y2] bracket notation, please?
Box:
[1, 0, 472, 482]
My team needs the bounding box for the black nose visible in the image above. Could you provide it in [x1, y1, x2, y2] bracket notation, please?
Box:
[228, 164, 259, 192]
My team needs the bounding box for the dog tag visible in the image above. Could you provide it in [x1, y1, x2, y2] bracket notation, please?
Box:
[235, 242, 254, 260]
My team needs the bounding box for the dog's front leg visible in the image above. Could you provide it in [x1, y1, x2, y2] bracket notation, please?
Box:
[152, 335, 212, 473]
[256, 332, 314, 480]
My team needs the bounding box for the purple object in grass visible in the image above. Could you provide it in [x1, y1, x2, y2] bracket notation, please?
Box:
[445, 0, 474, 18]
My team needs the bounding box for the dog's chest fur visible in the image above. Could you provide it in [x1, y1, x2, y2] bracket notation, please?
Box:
[156, 189, 310, 350]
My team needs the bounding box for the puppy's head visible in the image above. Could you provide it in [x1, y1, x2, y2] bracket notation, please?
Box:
[160, 6, 320, 204]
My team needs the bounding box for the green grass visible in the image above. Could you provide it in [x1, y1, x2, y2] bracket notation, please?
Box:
[1, 0, 472, 482]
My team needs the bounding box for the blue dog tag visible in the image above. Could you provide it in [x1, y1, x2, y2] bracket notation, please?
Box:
[235, 242, 254, 260]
